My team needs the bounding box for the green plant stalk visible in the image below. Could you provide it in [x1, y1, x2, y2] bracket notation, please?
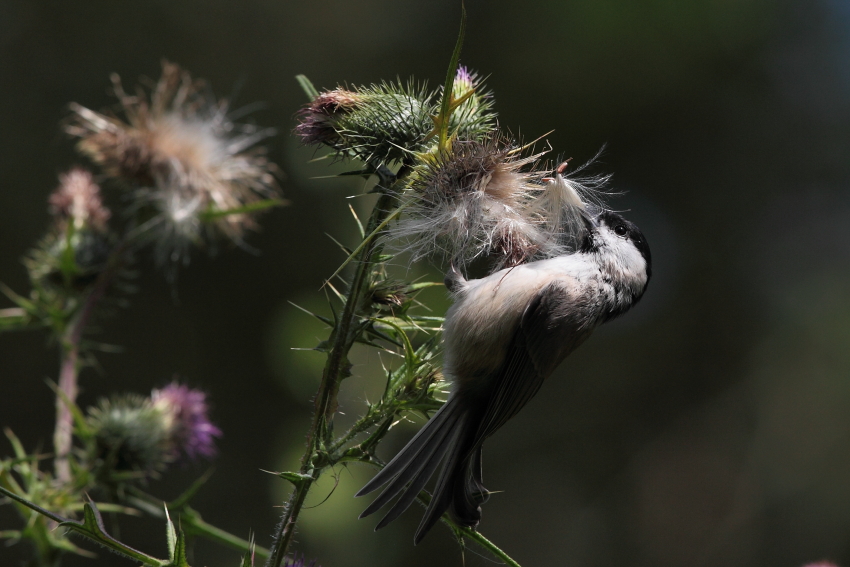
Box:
[126, 490, 271, 559]
[53, 245, 125, 484]
[181, 508, 270, 559]
[454, 523, 521, 567]
[266, 173, 401, 567]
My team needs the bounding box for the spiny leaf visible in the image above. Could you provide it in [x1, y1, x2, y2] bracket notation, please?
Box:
[168, 526, 190, 567]
[325, 233, 353, 256]
[369, 317, 417, 371]
[168, 468, 215, 510]
[322, 202, 408, 287]
[276, 471, 314, 486]
[60, 501, 170, 566]
[296, 74, 319, 100]
[349, 204, 365, 238]
[166, 506, 177, 559]
[288, 301, 333, 326]
[436, 0, 467, 151]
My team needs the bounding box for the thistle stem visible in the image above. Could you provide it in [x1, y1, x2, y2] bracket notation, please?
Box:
[53, 245, 125, 483]
[266, 169, 401, 567]
[54, 332, 80, 483]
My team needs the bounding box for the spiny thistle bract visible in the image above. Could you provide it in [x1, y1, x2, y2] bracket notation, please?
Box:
[295, 67, 496, 166]
[66, 61, 281, 268]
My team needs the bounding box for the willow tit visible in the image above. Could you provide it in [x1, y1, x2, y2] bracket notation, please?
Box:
[356, 208, 652, 543]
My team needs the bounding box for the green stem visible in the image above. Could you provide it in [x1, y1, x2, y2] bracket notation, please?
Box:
[182, 508, 270, 558]
[54, 244, 126, 484]
[266, 167, 403, 567]
[456, 525, 521, 567]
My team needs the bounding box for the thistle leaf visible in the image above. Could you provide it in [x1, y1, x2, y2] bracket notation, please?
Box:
[295, 74, 319, 100]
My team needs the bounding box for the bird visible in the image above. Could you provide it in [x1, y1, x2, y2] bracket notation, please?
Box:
[356, 208, 652, 543]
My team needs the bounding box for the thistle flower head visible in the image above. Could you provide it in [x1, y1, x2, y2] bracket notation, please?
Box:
[86, 394, 173, 480]
[453, 66, 475, 95]
[295, 81, 436, 165]
[294, 88, 364, 147]
[391, 132, 549, 269]
[48, 169, 111, 232]
[283, 554, 319, 567]
[26, 170, 115, 290]
[151, 382, 222, 461]
[86, 384, 221, 483]
[66, 61, 281, 268]
[449, 67, 495, 140]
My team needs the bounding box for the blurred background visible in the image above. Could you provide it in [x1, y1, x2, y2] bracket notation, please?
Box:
[2, 0, 850, 565]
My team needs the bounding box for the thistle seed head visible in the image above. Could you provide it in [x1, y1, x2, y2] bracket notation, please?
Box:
[66, 61, 281, 268]
[391, 132, 549, 269]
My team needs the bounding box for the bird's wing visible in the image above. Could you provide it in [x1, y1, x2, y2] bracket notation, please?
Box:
[469, 281, 592, 448]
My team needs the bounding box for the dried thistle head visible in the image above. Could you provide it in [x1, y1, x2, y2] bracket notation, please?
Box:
[391, 132, 550, 269]
[66, 61, 281, 267]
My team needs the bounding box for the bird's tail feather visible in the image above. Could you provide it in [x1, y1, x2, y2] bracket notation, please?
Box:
[356, 396, 489, 544]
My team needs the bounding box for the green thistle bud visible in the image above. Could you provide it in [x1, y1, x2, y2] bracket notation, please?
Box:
[86, 394, 173, 482]
[296, 81, 436, 165]
[369, 279, 412, 310]
[448, 66, 496, 142]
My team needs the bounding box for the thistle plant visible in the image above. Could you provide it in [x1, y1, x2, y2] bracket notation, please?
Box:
[2, 11, 615, 567]
[264, 15, 609, 566]
[1, 61, 281, 566]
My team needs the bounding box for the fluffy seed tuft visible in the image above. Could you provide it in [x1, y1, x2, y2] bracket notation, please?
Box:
[66, 61, 281, 268]
[391, 132, 549, 269]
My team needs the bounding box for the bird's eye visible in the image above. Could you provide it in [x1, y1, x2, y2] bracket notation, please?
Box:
[614, 224, 628, 236]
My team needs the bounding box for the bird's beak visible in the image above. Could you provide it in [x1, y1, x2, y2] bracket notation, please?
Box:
[580, 207, 599, 232]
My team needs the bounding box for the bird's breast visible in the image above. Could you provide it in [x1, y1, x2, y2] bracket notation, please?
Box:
[442, 257, 594, 388]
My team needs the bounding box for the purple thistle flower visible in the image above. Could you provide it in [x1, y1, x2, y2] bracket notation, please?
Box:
[152, 382, 222, 461]
[454, 65, 474, 93]
[283, 555, 319, 567]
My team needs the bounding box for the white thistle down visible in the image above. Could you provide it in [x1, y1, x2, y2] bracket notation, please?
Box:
[66, 61, 281, 267]
[391, 132, 611, 270]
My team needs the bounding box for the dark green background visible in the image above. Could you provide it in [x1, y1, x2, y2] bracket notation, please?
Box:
[3, 0, 850, 566]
